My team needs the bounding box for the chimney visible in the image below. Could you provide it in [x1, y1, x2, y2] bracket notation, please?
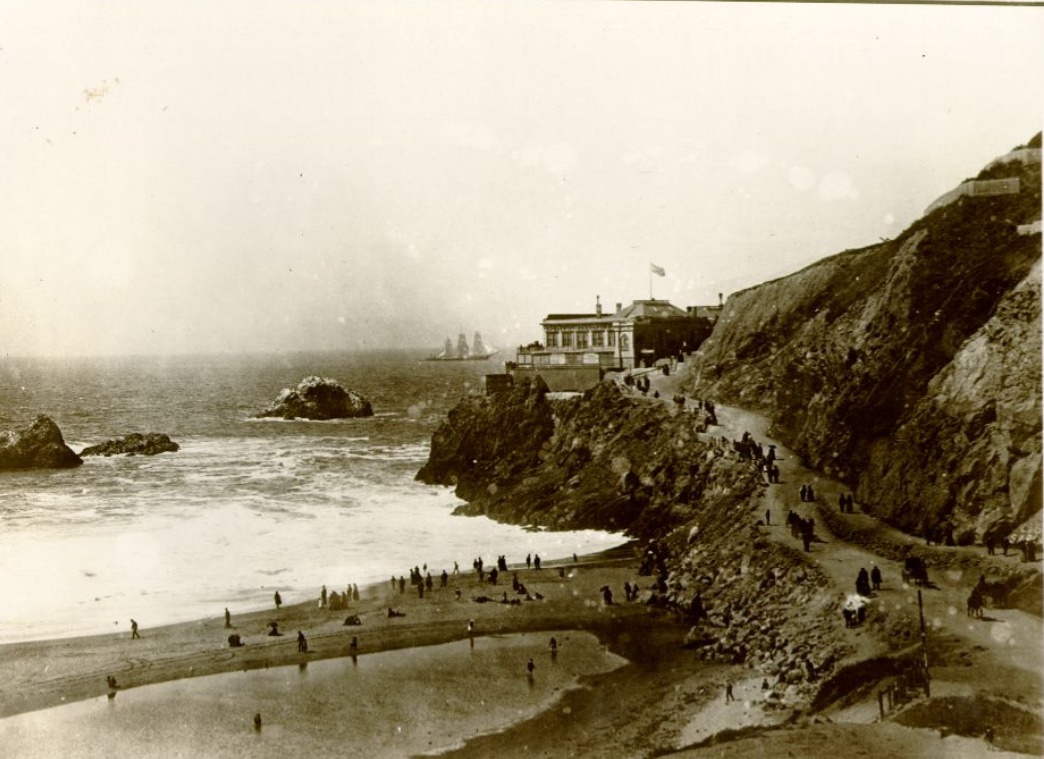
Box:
[615, 302, 622, 313]
[718, 292, 724, 308]
[596, 295, 602, 316]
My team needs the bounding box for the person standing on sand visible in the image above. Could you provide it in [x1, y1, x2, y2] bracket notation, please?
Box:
[274, 591, 282, 609]
[725, 682, 735, 703]
[320, 585, 327, 608]
[130, 619, 140, 639]
[297, 631, 308, 653]
[224, 608, 232, 628]
[765, 509, 771, 526]
[527, 658, 535, 677]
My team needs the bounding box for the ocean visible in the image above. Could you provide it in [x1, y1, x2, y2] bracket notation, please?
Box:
[0, 351, 624, 643]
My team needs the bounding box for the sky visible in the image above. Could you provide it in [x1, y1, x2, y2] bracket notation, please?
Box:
[1, 0, 1042, 357]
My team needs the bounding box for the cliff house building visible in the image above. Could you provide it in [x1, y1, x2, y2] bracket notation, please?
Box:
[509, 296, 721, 391]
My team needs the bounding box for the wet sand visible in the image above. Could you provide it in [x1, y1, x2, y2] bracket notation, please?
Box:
[0, 546, 658, 719]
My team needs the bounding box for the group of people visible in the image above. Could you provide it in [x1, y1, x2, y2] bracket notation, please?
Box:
[319, 584, 360, 611]
[786, 509, 817, 552]
[837, 493, 856, 513]
[855, 565, 882, 597]
[733, 432, 780, 483]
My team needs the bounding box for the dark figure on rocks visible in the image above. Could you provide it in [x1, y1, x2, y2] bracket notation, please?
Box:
[871, 565, 882, 591]
[800, 484, 808, 502]
[765, 509, 771, 526]
[807, 485, 815, 502]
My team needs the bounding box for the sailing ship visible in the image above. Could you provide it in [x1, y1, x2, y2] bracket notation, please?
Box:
[426, 332, 499, 361]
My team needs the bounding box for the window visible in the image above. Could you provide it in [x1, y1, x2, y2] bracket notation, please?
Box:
[608, 331, 616, 347]
[546, 332, 557, 348]
[577, 332, 588, 349]
[561, 332, 573, 347]
[592, 331, 604, 347]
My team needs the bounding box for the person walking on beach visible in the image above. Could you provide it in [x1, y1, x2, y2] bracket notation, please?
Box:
[527, 658, 535, 677]
[274, 591, 282, 609]
[297, 631, 308, 653]
[130, 619, 140, 639]
[224, 608, 232, 628]
[725, 682, 735, 703]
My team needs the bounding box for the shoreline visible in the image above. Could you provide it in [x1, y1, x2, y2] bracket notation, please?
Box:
[0, 543, 651, 721]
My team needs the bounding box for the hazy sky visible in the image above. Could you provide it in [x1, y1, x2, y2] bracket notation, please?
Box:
[2, 1, 1042, 357]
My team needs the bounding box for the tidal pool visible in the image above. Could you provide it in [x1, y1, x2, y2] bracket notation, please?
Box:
[0, 631, 626, 758]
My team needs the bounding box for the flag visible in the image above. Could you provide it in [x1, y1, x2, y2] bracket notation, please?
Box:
[650, 263, 666, 277]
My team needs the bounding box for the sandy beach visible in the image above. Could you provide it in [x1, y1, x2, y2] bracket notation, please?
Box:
[1, 545, 743, 758]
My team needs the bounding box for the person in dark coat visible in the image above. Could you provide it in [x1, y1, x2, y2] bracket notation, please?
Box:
[870, 565, 882, 591]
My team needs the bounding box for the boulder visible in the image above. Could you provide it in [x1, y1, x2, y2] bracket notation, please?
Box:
[81, 433, 180, 457]
[0, 415, 82, 469]
[257, 376, 374, 420]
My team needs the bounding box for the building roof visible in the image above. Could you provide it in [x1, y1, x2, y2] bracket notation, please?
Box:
[542, 299, 713, 326]
[615, 299, 690, 320]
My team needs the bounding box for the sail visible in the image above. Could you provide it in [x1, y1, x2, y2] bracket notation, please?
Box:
[472, 332, 486, 357]
[439, 338, 453, 358]
[456, 333, 470, 359]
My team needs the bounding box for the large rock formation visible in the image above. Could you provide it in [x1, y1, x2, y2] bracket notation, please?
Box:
[81, 433, 180, 457]
[417, 377, 761, 537]
[257, 376, 374, 420]
[686, 135, 1042, 542]
[0, 415, 82, 469]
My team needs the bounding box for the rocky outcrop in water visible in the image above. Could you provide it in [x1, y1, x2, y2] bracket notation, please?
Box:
[0, 415, 82, 469]
[257, 376, 374, 420]
[686, 135, 1042, 543]
[417, 377, 761, 538]
[81, 433, 180, 457]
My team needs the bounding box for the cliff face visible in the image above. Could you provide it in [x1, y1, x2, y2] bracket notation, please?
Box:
[687, 138, 1042, 541]
[417, 378, 762, 539]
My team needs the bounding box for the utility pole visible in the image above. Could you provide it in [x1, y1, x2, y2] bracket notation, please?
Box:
[917, 588, 931, 697]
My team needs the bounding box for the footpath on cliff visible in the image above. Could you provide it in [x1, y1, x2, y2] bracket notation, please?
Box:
[642, 362, 1043, 757]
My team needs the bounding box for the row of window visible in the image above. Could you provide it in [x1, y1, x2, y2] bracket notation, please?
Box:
[545, 329, 625, 349]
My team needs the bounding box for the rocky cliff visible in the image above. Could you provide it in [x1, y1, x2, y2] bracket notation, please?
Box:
[0, 415, 82, 470]
[686, 135, 1042, 542]
[257, 376, 374, 420]
[417, 377, 762, 538]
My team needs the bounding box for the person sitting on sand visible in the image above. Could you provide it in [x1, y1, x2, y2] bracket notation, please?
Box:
[387, 607, 405, 618]
[343, 614, 361, 626]
[268, 621, 282, 636]
[228, 633, 244, 647]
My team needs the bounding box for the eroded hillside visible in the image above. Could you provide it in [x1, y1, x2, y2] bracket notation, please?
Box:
[686, 136, 1042, 541]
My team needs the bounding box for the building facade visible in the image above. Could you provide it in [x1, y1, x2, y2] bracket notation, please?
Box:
[508, 296, 720, 391]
